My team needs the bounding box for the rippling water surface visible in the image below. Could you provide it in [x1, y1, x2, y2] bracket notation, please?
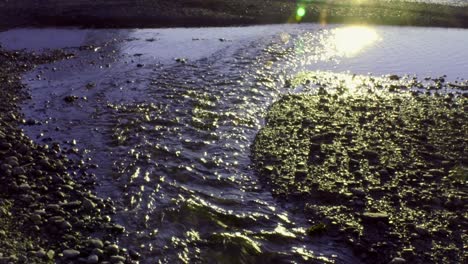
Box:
[0, 24, 467, 263]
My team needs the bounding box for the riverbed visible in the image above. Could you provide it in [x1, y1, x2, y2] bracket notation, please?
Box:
[0, 24, 466, 263]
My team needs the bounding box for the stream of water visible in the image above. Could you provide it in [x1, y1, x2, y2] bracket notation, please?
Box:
[1, 23, 467, 263]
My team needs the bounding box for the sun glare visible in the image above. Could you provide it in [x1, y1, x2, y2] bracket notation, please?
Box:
[331, 26, 379, 57]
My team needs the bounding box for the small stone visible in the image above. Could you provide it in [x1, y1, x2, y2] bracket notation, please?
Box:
[30, 214, 42, 224]
[86, 82, 95, 89]
[105, 244, 119, 255]
[415, 226, 429, 236]
[8, 255, 18, 262]
[46, 204, 61, 211]
[86, 254, 99, 264]
[60, 220, 73, 230]
[18, 255, 27, 262]
[175, 58, 186, 63]
[62, 249, 80, 259]
[110, 255, 126, 263]
[91, 248, 104, 256]
[64, 95, 79, 103]
[46, 250, 55, 260]
[12, 166, 26, 176]
[18, 183, 31, 190]
[88, 238, 104, 248]
[0, 142, 12, 150]
[111, 224, 125, 233]
[35, 249, 46, 258]
[0, 164, 12, 172]
[83, 198, 97, 211]
[128, 249, 140, 260]
[362, 212, 389, 223]
[389, 257, 406, 264]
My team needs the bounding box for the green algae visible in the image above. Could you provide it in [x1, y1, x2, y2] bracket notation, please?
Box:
[306, 222, 327, 237]
[252, 72, 467, 263]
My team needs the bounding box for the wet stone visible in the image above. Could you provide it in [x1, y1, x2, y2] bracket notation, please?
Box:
[46, 250, 55, 260]
[30, 214, 42, 224]
[60, 220, 73, 230]
[82, 198, 97, 211]
[110, 255, 126, 263]
[362, 212, 389, 222]
[389, 257, 406, 263]
[105, 244, 119, 255]
[88, 238, 104, 248]
[64, 95, 79, 103]
[62, 249, 80, 259]
[128, 249, 140, 260]
[35, 250, 46, 258]
[86, 254, 99, 264]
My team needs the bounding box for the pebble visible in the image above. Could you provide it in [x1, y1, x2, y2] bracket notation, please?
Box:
[105, 244, 119, 255]
[86, 254, 99, 264]
[88, 238, 104, 248]
[362, 212, 389, 222]
[62, 249, 80, 259]
[110, 255, 126, 263]
[60, 220, 73, 230]
[389, 257, 406, 263]
[30, 214, 42, 224]
[83, 198, 97, 211]
[35, 249, 46, 258]
[128, 249, 140, 260]
[46, 250, 55, 260]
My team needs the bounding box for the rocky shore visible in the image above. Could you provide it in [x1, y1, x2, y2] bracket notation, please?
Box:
[1, 0, 468, 29]
[0, 49, 139, 263]
[252, 72, 467, 263]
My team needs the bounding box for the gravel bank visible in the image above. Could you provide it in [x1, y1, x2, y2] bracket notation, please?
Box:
[0, 49, 138, 263]
[252, 72, 467, 263]
[1, 0, 468, 29]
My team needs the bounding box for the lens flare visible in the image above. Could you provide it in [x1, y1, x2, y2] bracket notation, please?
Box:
[297, 7, 306, 18]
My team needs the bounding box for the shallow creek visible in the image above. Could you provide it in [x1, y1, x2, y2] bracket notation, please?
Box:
[0, 24, 467, 263]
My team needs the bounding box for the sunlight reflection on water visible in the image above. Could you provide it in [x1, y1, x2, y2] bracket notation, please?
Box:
[330, 26, 380, 57]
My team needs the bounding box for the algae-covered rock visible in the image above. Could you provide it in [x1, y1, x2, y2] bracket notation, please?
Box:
[252, 72, 467, 263]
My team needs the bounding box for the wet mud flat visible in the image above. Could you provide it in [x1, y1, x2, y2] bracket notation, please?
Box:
[252, 73, 467, 263]
[0, 49, 140, 263]
[1, 0, 468, 29]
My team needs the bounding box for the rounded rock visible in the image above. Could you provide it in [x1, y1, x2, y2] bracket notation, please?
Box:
[389, 257, 406, 264]
[86, 254, 99, 264]
[62, 249, 80, 259]
[110, 255, 126, 263]
[105, 244, 119, 255]
[88, 238, 104, 249]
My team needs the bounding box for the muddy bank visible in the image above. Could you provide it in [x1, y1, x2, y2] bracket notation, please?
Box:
[1, 0, 468, 29]
[252, 73, 467, 263]
[0, 49, 139, 263]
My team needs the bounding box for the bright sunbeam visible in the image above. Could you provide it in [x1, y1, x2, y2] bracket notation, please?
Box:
[331, 26, 380, 57]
